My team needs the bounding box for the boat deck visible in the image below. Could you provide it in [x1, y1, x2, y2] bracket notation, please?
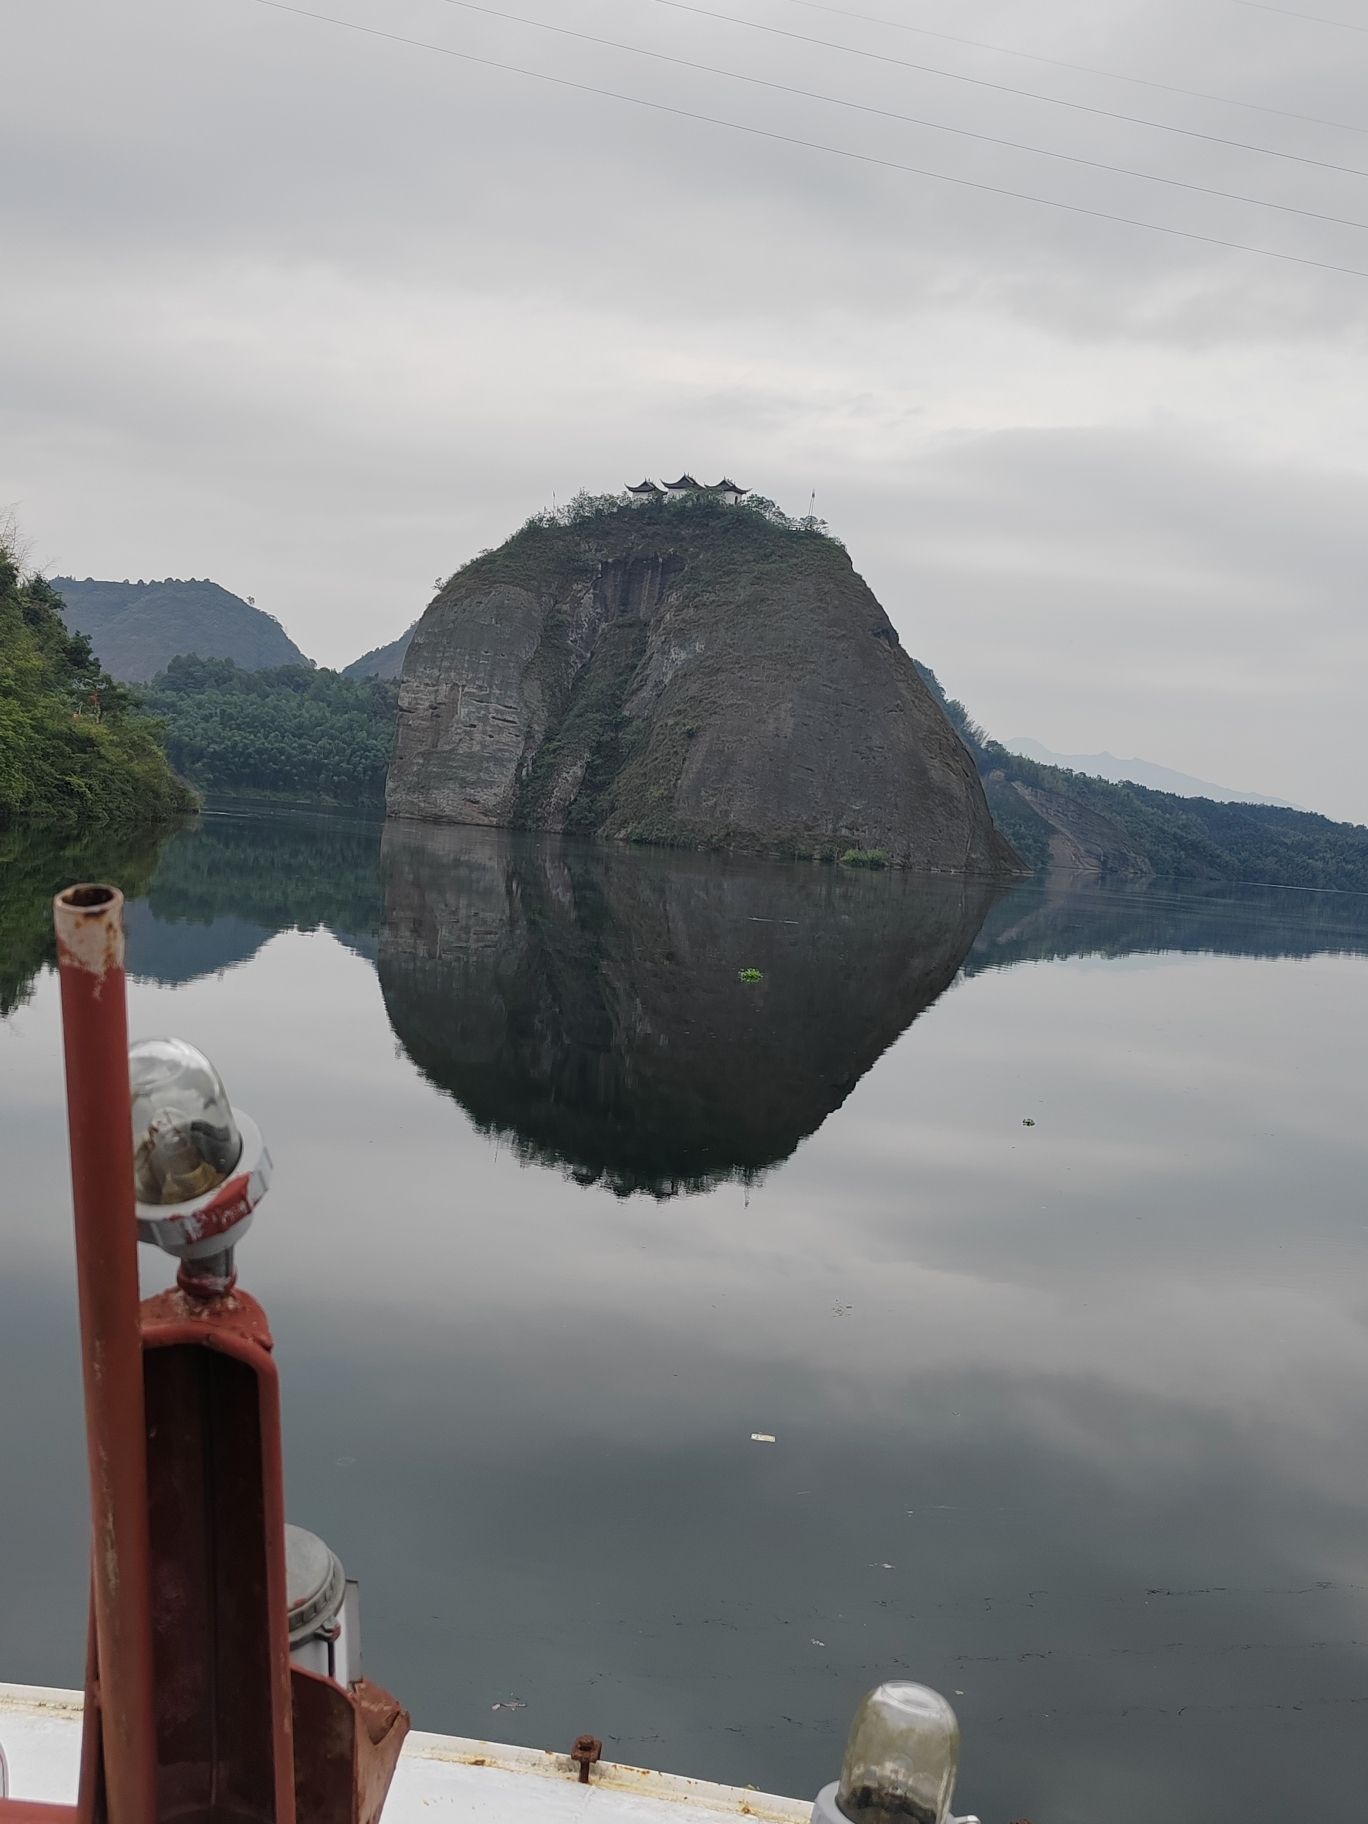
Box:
[0, 1684, 810, 1824]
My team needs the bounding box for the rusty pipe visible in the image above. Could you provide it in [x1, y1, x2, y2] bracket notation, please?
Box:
[53, 885, 158, 1824]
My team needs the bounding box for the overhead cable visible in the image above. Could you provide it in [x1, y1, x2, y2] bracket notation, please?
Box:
[243, 0, 1368, 282]
[429, 0, 1368, 235]
[1232, 1, 1368, 30]
[633, 0, 1368, 181]
[774, 0, 1368, 138]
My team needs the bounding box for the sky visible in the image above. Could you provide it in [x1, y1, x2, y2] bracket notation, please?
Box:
[3, 0, 1367, 821]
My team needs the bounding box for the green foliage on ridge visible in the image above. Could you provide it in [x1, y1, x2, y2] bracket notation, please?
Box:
[140, 655, 399, 808]
[914, 660, 1368, 892]
[0, 547, 195, 832]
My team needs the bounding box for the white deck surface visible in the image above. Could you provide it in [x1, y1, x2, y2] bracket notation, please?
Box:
[0, 1683, 810, 1824]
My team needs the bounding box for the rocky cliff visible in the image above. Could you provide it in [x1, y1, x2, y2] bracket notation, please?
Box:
[387, 497, 1018, 873]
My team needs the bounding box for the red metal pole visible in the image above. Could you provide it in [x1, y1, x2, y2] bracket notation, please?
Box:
[53, 886, 158, 1824]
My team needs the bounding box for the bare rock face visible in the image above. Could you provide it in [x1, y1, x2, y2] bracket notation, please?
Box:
[387, 500, 1018, 874]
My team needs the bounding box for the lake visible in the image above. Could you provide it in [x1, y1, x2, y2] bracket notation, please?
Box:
[3, 807, 1367, 1823]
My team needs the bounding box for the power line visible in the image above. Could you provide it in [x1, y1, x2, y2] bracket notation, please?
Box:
[633, 0, 1368, 181]
[243, 0, 1368, 282]
[427, 0, 1368, 234]
[776, 0, 1368, 138]
[1232, 1, 1368, 31]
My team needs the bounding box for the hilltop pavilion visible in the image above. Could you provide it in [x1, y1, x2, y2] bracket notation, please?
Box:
[626, 475, 750, 505]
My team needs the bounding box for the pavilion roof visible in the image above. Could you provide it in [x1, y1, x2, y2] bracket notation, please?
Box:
[626, 478, 664, 492]
[663, 474, 703, 490]
[711, 478, 748, 493]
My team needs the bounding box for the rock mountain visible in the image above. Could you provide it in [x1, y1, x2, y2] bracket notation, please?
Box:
[387, 497, 1017, 874]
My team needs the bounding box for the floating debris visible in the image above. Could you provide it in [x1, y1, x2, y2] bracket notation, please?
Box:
[491, 1697, 527, 1712]
[1021, 1117, 1036, 1127]
[738, 968, 764, 984]
[751, 1432, 777, 1444]
[810, 1639, 826, 1648]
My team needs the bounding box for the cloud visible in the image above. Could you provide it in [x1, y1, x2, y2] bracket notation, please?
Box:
[1, 0, 1364, 812]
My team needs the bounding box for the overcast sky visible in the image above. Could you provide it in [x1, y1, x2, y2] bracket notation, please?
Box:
[4, 0, 1367, 819]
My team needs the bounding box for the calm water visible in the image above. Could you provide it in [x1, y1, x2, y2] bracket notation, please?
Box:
[3, 809, 1368, 1823]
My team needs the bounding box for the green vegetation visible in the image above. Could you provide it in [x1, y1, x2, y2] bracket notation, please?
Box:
[140, 656, 398, 807]
[452, 488, 847, 607]
[914, 660, 1368, 891]
[515, 486, 844, 545]
[839, 848, 891, 869]
[738, 967, 763, 982]
[53, 576, 310, 682]
[0, 544, 195, 832]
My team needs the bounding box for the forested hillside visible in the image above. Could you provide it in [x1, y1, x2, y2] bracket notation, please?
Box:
[914, 663, 1368, 892]
[0, 543, 194, 831]
[54, 576, 310, 681]
[141, 656, 398, 808]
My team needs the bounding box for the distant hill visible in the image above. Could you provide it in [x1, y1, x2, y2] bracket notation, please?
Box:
[52, 577, 311, 682]
[343, 623, 414, 680]
[1005, 736, 1293, 808]
[913, 663, 1368, 892]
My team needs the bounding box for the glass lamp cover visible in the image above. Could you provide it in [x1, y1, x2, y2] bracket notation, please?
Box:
[836, 1683, 960, 1824]
[130, 1036, 243, 1206]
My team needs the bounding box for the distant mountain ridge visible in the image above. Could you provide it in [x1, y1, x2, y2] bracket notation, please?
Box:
[913, 662, 1368, 892]
[52, 577, 311, 682]
[1005, 737, 1294, 808]
[343, 623, 415, 680]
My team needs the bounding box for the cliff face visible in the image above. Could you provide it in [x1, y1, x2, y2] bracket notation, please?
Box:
[379, 821, 999, 1196]
[387, 500, 1017, 873]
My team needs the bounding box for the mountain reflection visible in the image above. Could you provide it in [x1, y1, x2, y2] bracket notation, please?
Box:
[378, 822, 998, 1196]
[967, 871, 1368, 972]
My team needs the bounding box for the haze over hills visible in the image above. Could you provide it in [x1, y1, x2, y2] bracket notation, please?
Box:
[52, 577, 311, 682]
[1005, 737, 1294, 808]
[912, 664, 1368, 891]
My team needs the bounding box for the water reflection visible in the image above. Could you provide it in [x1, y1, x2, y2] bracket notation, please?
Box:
[378, 822, 998, 1196]
[969, 870, 1368, 971]
[0, 822, 172, 1015]
[9, 811, 1368, 1027]
[3, 813, 1368, 1821]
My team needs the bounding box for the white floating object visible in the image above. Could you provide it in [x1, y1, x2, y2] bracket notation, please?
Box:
[750, 1433, 776, 1444]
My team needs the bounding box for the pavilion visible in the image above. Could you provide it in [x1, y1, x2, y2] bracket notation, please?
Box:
[625, 475, 750, 505]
